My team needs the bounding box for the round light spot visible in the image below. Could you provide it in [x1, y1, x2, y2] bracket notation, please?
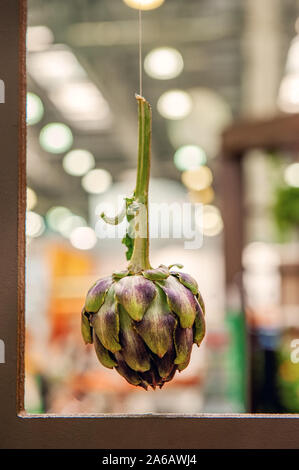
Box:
[63, 149, 95, 177]
[59, 215, 87, 238]
[46, 206, 72, 232]
[188, 187, 215, 205]
[123, 0, 164, 10]
[27, 26, 54, 52]
[200, 205, 223, 237]
[27, 187, 37, 211]
[81, 169, 112, 194]
[144, 47, 184, 80]
[182, 166, 213, 191]
[158, 90, 192, 120]
[39, 122, 73, 154]
[284, 162, 299, 187]
[174, 145, 207, 171]
[27, 92, 44, 125]
[26, 211, 45, 238]
[70, 227, 97, 250]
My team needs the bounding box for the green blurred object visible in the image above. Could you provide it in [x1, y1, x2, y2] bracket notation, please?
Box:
[25, 375, 44, 414]
[277, 330, 299, 413]
[225, 310, 247, 412]
[273, 186, 299, 238]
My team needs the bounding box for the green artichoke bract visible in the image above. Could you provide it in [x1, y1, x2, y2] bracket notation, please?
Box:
[81, 95, 206, 390]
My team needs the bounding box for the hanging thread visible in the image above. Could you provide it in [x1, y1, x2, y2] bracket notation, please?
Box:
[139, 5, 143, 97]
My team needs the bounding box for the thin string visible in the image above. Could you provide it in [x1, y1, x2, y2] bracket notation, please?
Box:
[138, 6, 143, 97]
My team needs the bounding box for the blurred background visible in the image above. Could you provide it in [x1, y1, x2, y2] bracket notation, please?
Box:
[25, 0, 299, 414]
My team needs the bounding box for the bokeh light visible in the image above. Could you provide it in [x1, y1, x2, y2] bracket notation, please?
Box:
[46, 206, 72, 232]
[39, 123, 73, 154]
[26, 25, 54, 52]
[70, 227, 97, 250]
[82, 169, 112, 194]
[63, 149, 95, 177]
[27, 187, 37, 211]
[49, 81, 111, 125]
[182, 166, 213, 191]
[144, 47, 184, 80]
[123, 0, 165, 10]
[26, 92, 44, 126]
[157, 90, 192, 120]
[58, 215, 87, 238]
[26, 211, 45, 238]
[188, 187, 215, 205]
[28, 47, 86, 89]
[284, 162, 299, 187]
[174, 145, 207, 171]
[199, 205, 223, 237]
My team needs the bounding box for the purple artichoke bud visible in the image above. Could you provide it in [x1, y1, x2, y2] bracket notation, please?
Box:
[82, 266, 205, 390]
[81, 95, 206, 390]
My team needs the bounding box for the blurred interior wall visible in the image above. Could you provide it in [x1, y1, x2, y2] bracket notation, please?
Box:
[242, 0, 282, 118]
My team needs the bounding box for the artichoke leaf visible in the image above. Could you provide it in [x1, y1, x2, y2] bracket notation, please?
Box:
[194, 299, 206, 347]
[92, 286, 121, 353]
[135, 286, 176, 358]
[81, 309, 93, 345]
[142, 266, 169, 281]
[115, 275, 156, 321]
[118, 305, 151, 373]
[174, 325, 194, 371]
[157, 275, 197, 328]
[114, 352, 147, 389]
[85, 276, 113, 313]
[93, 330, 117, 369]
[171, 271, 198, 295]
[196, 291, 206, 316]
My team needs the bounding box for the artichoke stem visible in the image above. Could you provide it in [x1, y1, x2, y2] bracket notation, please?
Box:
[128, 95, 152, 273]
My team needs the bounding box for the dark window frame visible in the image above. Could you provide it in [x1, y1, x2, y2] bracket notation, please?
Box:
[1, 0, 299, 449]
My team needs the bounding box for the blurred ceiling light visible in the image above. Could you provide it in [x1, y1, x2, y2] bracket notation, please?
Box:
[49, 81, 111, 127]
[27, 187, 37, 211]
[63, 149, 95, 177]
[199, 205, 223, 237]
[28, 46, 86, 89]
[144, 47, 184, 80]
[123, 0, 164, 10]
[70, 227, 97, 250]
[174, 145, 207, 171]
[182, 166, 213, 191]
[278, 74, 299, 113]
[27, 26, 54, 52]
[59, 215, 87, 238]
[39, 123, 73, 154]
[284, 162, 299, 187]
[26, 211, 45, 238]
[188, 187, 215, 205]
[158, 90, 192, 120]
[26, 92, 44, 126]
[82, 169, 112, 194]
[46, 206, 72, 232]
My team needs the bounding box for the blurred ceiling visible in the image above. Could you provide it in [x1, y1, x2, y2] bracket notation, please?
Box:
[27, 0, 298, 218]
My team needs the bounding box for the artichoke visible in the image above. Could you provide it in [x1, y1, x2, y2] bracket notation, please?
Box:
[81, 95, 206, 389]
